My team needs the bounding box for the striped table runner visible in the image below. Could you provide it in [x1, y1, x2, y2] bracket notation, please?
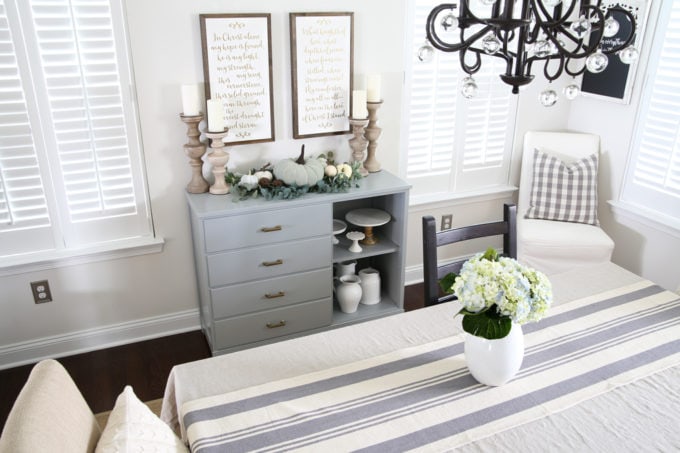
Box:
[181, 280, 680, 452]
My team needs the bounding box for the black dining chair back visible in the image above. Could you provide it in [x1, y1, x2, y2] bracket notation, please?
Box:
[422, 203, 517, 307]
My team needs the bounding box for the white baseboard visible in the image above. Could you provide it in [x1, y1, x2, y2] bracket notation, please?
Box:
[0, 309, 201, 370]
[404, 251, 481, 287]
[405, 264, 424, 286]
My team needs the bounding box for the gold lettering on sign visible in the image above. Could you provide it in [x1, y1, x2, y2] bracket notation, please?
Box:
[297, 16, 349, 133]
[207, 19, 269, 140]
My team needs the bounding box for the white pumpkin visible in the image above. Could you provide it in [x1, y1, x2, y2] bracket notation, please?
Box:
[239, 172, 259, 187]
[336, 163, 353, 178]
[273, 145, 325, 186]
[324, 165, 338, 177]
[254, 170, 273, 181]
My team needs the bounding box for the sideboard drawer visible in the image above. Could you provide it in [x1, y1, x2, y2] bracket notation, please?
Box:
[211, 268, 332, 319]
[207, 236, 330, 287]
[213, 298, 332, 350]
[204, 204, 331, 253]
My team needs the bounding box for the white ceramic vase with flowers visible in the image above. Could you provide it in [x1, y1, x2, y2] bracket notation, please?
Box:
[441, 248, 553, 386]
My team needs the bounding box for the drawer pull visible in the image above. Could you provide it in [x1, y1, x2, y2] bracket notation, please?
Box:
[265, 291, 285, 299]
[262, 259, 283, 267]
[260, 225, 282, 233]
[266, 320, 286, 329]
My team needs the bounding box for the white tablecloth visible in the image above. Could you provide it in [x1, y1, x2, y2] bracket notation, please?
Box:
[161, 262, 680, 451]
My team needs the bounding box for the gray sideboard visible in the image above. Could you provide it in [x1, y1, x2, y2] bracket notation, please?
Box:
[186, 170, 410, 355]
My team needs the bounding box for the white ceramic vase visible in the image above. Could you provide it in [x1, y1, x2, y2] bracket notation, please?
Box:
[336, 275, 363, 313]
[464, 324, 524, 386]
[358, 267, 381, 305]
[334, 260, 357, 278]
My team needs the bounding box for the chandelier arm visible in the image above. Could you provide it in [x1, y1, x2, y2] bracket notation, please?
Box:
[542, 55, 566, 82]
[544, 5, 604, 60]
[600, 7, 638, 54]
[531, 0, 578, 29]
[426, 4, 493, 53]
[460, 48, 482, 75]
[564, 58, 587, 77]
[526, 21, 542, 44]
[545, 29, 593, 58]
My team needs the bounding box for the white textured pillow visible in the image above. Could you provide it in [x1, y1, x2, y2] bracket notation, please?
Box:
[95, 386, 188, 453]
[525, 148, 600, 225]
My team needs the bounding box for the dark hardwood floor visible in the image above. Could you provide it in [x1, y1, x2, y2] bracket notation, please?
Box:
[0, 283, 425, 432]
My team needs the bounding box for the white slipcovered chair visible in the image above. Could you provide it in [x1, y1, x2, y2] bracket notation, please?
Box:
[517, 131, 615, 275]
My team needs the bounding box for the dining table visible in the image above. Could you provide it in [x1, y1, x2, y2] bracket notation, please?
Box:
[161, 262, 680, 452]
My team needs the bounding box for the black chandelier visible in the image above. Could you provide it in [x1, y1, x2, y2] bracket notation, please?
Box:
[421, 0, 638, 105]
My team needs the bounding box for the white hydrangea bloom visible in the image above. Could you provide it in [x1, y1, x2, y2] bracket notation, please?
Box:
[448, 252, 553, 325]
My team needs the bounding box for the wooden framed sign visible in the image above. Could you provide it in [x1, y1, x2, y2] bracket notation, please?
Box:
[200, 13, 275, 145]
[580, 0, 650, 104]
[290, 12, 353, 138]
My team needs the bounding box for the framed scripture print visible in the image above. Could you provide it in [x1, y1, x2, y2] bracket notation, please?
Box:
[290, 12, 354, 138]
[200, 13, 275, 145]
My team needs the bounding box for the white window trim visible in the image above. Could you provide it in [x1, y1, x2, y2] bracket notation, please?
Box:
[0, 236, 164, 277]
[608, 200, 680, 239]
[410, 184, 517, 208]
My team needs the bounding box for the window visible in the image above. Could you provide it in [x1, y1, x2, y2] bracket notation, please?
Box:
[0, 0, 155, 264]
[621, 0, 680, 223]
[402, 0, 518, 199]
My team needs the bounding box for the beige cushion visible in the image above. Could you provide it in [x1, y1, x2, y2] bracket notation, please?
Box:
[0, 359, 101, 453]
[95, 386, 188, 453]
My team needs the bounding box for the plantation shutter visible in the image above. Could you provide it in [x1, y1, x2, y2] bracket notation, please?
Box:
[405, 0, 516, 196]
[0, 0, 55, 255]
[622, 0, 680, 215]
[1, 0, 152, 259]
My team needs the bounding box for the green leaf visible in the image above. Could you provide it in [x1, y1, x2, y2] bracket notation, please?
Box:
[482, 247, 499, 262]
[439, 272, 458, 295]
[461, 306, 512, 339]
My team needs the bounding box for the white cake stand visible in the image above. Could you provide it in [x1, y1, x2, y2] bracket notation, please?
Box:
[332, 219, 347, 245]
[346, 231, 365, 253]
[345, 208, 391, 245]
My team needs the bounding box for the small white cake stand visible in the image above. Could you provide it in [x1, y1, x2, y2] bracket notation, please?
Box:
[346, 231, 365, 253]
[332, 219, 347, 245]
[345, 208, 391, 245]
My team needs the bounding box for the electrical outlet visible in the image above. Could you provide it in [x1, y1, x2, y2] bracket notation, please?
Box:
[441, 214, 452, 230]
[30, 280, 52, 304]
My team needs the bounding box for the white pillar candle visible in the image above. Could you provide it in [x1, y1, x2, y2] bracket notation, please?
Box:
[206, 99, 225, 132]
[352, 90, 367, 118]
[181, 84, 201, 116]
[366, 74, 382, 102]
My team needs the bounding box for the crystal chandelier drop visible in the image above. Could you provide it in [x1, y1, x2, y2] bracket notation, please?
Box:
[420, 0, 639, 106]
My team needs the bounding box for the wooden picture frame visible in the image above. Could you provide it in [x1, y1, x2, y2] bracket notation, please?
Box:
[580, 0, 650, 104]
[199, 13, 275, 145]
[290, 12, 354, 138]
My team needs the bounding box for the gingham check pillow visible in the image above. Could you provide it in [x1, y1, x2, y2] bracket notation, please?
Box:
[525, 148, 600, 225]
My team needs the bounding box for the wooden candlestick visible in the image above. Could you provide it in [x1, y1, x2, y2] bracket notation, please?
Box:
[364, 101, 383, 173]
[348, 118, 369, 177]
[180, 113, 209, 193]
[205, 129, 230, 195]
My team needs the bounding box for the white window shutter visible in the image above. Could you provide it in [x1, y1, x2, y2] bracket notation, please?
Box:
[623, 1, 680, 215]
[404, 0, 516, 196]
[0, 0, 153, 259]
[0, 0, 55, 256]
